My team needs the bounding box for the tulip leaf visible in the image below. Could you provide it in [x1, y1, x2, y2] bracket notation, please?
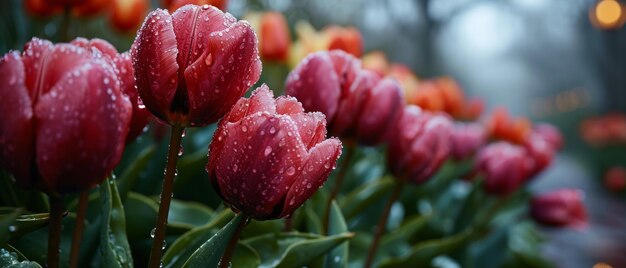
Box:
[378, 229, 473, 268]
[165, 199, 214, 229]
[380, 213, 432, 250]
[243, 232, 354, 268]
[181, 213, 245, 268]
[0, 209, 21, 246]
[4, 213, 51, 242]
[162, 209, 234, 268]
[99, 177, 133, 268]
[0, 248, 42, 268]
[340, 177, 394, 220]
[323, 201, 349, 268]
[231, 242, 261, 268]
[124, 192, 158, 241]
[117, 145, 156, 201]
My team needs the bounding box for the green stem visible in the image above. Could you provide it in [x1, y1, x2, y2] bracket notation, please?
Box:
[48, 195, 64, 268]
[148, 124, 185, 268]
[69, 190, 89, 268]
[219, 215, 250, 268]
[59, 7, 71, 42]
[323, 145, 354, 234]
[364, 181, 403, 268]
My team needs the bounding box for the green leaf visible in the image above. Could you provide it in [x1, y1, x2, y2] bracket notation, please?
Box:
[7, 213, 51, 242]
[324, 201, 349, 268]
[99, 177, 133, 268]
[381, 213, 431, 250]
[340, 177, 394, 220]
[0, 209, 21, 245]
[378, 229, 473, 268]
[244, 232, 354, 268]
[165, 199, 214, 229]
[124, 193, 158, 241]
[182, 214, 246, 268]
[0, 248, 42, 268]
[117, 145, 156, 201]
[231, 243, 261, 267]
[162, 209, 234, 268]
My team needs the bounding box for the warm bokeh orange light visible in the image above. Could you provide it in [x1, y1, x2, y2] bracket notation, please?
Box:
[591, 0, 625, 29]
[592, 262, 613, 268]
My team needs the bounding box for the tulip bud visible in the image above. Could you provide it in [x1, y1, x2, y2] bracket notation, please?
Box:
[168, 0, 229, 12]
[604, 166, 626, 192]
[24, 0, 62, 17]
[207, 85, 342, 219]
[523, 132, 555, 177]
[110, 0, 149, 32]
[451, 122, 486, 160]
[533, 123, 563, 151]
[387, 106, 453, 184]
[286, 50, 403, 145]
[71, 38, 151, 143]
[259, 12, 291, 63]
[475, 142, 533, 195]
[322, 26, 363, 57]
[132, 5, 261, 127]
[486, 107, 532, 144]
[530, 189, 587, 230]
[0, 38, 132, 194]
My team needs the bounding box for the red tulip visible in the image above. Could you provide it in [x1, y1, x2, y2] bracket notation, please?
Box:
[530, 189, 587, 230]
[207, 85, 342, 219]
[387, 106, 453, 184]
[475, 142, 533, 195]
[132, 4, 261, 127]
[0, 38, 132, 194]
[533, 123, 563, 150]
[24, 0, 62, 16]
[450, 122, 486, 160]
[168, 0, 229, 12]
[604, 166, 626, 192]
[259, 11, 291, 62]
[285, 50, 403, 145]
[523, 131, 555, 177]
[71, 38, 151, 143]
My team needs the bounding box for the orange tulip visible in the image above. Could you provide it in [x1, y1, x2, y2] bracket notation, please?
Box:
[323, 26, 363, 57]
[259, 12, 291, 62]
[110, 0, 149, 32]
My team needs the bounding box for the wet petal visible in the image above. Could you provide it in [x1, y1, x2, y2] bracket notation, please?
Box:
[285, 52, 340, 121]
[0, 52, 35, 187]
[71, 37, 119, 59]
[210, 113, 307, 219]
[35, 60, 132, 194]
[281, 138, 342, 217]
[116, 52, 151, 142]
[356, 78, 404, 145]
[132, 9, 179, 123]
[185, 20, 261, 126]
[330, 69, 377, 138]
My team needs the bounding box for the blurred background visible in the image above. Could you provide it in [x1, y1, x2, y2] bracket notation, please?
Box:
[1, 0, 625, 266]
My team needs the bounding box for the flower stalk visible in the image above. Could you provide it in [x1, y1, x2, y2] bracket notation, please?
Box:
[69, 190, 89, 268]
[48, 195, 64, 268]
[219, 215, 250, 268]
[364, 181, 403, 268]
[148, 124, 185, 268]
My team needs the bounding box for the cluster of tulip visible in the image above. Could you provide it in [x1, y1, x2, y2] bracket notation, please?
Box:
[0, 3, 587, 268]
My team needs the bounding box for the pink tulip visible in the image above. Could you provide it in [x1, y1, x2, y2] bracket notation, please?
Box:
[530, 189, 588, 230]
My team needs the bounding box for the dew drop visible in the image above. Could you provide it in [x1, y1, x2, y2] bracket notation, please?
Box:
[233, 164, 238, 172]
[264, 146, 272, 156]
[286, 166, 295, 176]
[150, 228, 156, 238]
[204, 53, 213, 66]
[241, 125, 248, 132]
[269, 127, 276, 134]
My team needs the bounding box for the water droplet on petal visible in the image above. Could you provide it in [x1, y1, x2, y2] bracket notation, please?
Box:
[264, 146, 272, 156]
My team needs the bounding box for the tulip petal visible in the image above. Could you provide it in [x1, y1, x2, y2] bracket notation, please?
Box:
[71, 37, 119, 59]
[22, 39, 92, 100]
[330, 70, 377, 139]
[222, 84, 275, 124]
[184, 20, 261, 126]
[276, 96, 327, 149]
[328, 50, 360, 94]
[356, 78, 403, 145]
[210, 113, 307, 219]
[281, 138, 342, 218]
[0, 52, 35, 187]
[285, 52, 340, 121]
[35, 61, 132, 194]
[116, 52, 151, 142]
[132, 9, 179, 123]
